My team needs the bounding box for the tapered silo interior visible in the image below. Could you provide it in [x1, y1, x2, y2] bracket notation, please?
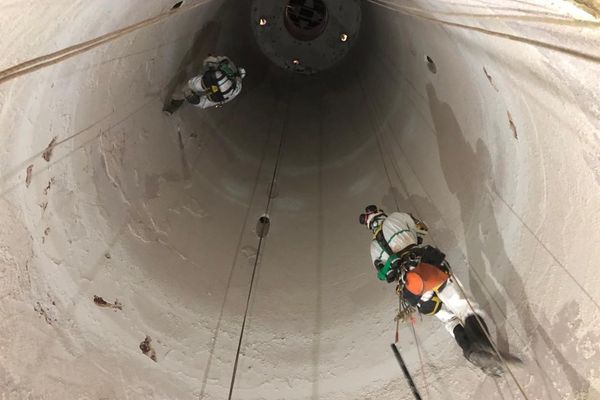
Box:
[1, 0, 599, 399]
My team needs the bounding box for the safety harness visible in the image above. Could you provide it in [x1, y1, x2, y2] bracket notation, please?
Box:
[374, 225, 447, 316]
[201, 60, 239, 103]
[373, 225, 415, 282]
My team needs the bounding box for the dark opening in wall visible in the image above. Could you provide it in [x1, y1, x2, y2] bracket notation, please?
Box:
[425, 55, 437, 74]
[284, 0, 329, 41]
[172, 1, 184, 10]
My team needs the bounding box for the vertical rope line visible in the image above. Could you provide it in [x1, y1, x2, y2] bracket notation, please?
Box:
[355, 62, 525, 398]
[198, 84, 278, 399]
[356, 10, 531, 395]
[227, 96, 289, 400]
[354, 68, 401, 212]
[410, 323, 432, 400]
[355, 66, 431, 397]
[226, 232, 265, 400]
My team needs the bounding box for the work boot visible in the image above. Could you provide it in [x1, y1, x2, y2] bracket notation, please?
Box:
[163, 99, 185, 115]
[465, 342, 504, 377]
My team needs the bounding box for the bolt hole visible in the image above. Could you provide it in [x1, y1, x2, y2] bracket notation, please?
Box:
[425, 55, 437, 74]
[172, 1, 184, 10]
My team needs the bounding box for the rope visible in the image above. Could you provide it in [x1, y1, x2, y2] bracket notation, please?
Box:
[0, 0, 217, 85]
[366, 0, 600, 64]
[445, 263, 530, 399]
[196, 86, 277, 400]
[356, 63, 433, 398]
[358, 2, 537, 396]
[362, 67, 433, 397]
[410, 323, 432, 400]
[357, 27, 543, 396]
[391, 343, 424, 400]
[227, 98, 288, 400]
[395, 292, 431, 400]
[373, 0, 600, 27]
[357, 56, 525, 398]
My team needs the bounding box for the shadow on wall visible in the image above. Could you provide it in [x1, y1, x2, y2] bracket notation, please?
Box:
[425, 83, 596, 399]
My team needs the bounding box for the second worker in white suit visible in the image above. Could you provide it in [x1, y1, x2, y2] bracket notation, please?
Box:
[163, 55, 246, 113]
[358, 204, 506, 376]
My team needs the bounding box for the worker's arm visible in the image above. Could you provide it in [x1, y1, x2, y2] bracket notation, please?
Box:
[409, 213, 429, 244]
[371, 242, 399, 282]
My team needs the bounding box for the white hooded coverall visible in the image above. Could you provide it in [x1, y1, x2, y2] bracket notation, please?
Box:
[187, 55, 243, 109]
[369, 212, 483, 336]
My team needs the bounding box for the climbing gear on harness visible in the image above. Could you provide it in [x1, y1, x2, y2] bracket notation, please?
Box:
[404, 262, 449, 296]
[397, 246, 449, 316]
[395, 283, 417, 322]
[217, 59, 237, 78]
[378, 254, 400, 282]
[201, 68, 234, 103]
[199, 58, 246, 105]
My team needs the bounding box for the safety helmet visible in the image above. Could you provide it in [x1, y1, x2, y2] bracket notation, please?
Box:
[238, 67, 247, 79]
[359, 205, 387, 232]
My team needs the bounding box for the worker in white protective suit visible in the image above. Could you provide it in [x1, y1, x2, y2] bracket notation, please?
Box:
[163, 55, 246, 114]
[359, 204, 506, 376]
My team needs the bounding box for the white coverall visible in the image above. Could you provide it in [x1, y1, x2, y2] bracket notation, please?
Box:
[186, 55, 243, 109]
[369, 212, 483, 336]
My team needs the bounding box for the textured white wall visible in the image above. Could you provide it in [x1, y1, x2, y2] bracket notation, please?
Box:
[357, 1, 600, 398]
[0, 0, 599, 399]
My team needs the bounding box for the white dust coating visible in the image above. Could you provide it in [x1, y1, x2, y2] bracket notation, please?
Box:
[0, 0, 599, 399]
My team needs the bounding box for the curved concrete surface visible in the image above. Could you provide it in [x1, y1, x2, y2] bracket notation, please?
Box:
[1, 0, 599, 399]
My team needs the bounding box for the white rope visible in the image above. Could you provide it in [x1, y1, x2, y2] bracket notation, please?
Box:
[0, 0, 217, 85]
[446, 263, 530, 399]
[366, 0, 600, 64]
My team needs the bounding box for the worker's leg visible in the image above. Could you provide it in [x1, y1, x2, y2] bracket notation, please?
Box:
[437, 281, 503, 375]
[437, 280, 494, 349]
[163, 81, 189, 115]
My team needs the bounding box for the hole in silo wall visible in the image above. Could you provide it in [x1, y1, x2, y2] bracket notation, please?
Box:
[425, 55, 437, 74]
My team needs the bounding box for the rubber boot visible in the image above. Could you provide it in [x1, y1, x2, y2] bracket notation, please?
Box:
[455, 315, 504, 376]
[163, 99, 185, 115]
[466, 342, 504, 377]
